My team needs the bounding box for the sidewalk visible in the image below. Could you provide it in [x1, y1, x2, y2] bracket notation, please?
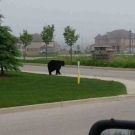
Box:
[23, 63, 135, 71]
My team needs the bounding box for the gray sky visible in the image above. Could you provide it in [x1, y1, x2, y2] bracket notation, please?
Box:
[1, 0, 135, 48]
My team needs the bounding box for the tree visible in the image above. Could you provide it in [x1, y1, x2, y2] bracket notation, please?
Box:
[0, 0, 4, 26]
[20, 30, 33, 60]
[0, 26, 22, 75]
[77, 44, 80, 51]
[63, 26, 79, 64]
[0, 14, 4, 25]
[41, 24, 55, 60]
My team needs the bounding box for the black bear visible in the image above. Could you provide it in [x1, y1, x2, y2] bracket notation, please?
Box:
[48, 60, 65, 75]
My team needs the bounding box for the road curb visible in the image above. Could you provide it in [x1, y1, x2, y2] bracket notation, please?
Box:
[0, 95, 135, 114]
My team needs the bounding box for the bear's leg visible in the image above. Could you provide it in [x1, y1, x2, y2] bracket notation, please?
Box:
[56, 70, 59, 75]
[58, 67, 61, 74]
[56, 68, 61, 75]
[58, 70, 61, 74]
[49, 70, 52, 75]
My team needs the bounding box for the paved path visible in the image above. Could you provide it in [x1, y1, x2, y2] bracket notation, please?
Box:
[22, 63, 135, 80]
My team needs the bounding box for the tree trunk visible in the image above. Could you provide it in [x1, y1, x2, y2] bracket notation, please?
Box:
[0, 64, 4, 75]
[46, 44, 47, 61]
[71, 46, 72, 65]
[23, 46, 26, 60]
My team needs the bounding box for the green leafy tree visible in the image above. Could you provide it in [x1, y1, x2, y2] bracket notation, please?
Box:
[0, 26, 22, 75]
[41, 24, 55, 60]
[63, 26, 79, 64]
[0, 13, 4, 26]
[20, 30, 33, 60]
[0, 14, 3, 25]
[0, 0, 4, 26]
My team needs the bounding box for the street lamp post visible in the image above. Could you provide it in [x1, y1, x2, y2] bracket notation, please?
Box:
[129, 30, 132, 54]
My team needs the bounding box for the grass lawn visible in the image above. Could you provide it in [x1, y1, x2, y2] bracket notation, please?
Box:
[0, 72, 127, 108]
[20, 54, 135, 68]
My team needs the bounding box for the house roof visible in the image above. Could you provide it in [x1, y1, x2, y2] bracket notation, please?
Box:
[95, 29, 135, 39]
[32, 33, 42, 42]
[108, 29, 135, 38]
[94, 34, 102, 39]
[106, 29, 132, 38]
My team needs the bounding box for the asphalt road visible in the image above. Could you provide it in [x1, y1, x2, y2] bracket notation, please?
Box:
[21, 64, 135, 80]
[1, 99, 135, 135]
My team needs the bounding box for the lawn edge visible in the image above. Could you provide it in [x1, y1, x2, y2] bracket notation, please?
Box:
[0, 94, 135, 114]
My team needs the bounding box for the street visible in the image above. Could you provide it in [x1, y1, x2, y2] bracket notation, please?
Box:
[0, 99, 135, 135]
[21, 64, 135, 80]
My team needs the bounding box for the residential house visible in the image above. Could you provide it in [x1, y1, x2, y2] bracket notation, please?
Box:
[92, 29, 135, 53]
[18, 33, 56, 55]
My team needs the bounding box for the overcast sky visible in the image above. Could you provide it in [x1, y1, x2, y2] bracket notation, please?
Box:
[1, 0, 135, 48]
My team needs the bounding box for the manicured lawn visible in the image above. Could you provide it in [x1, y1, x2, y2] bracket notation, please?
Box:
[0, 72, 127, 108]
[20, 54, 135, 68]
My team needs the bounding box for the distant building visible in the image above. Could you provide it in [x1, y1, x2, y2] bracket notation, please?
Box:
[90, 29, 135, 53]
[17, 33, 56, 55]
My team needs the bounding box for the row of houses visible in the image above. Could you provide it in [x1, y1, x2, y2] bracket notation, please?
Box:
[88, 29, 135, 53]
[16, 29, 135, 55]
[16, 33, 81, 55]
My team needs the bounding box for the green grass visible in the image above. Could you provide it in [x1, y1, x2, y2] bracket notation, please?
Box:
[25, 53, 58, 57]
[0, 72, 126, 108]
[20, 55, 91, 65]
[20, 54, 135, 68]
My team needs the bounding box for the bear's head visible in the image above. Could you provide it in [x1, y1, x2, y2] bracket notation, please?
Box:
[61, 61, 65, 66]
